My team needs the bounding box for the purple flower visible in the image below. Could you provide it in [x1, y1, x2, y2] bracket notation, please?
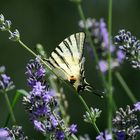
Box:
[26, 89, 55, 118]
[24, 58, 77, 139]
[50, 115, 59, 128]
[0, 126, 28, 140]
[69, 124, 77, 134]
[98, 18, 120, 57]
[35, 106, 49, 116]
[104, 131, 112, 140]
[32, 82, 45, 95]
[55, 131, 65, 140]
[0, 67, 15, 92]
[79, 18, 124, 73]
[134, 102, 140, 111]
[23, 58, 59, 133]
[99, 18, 109, 48]
[34, 120, 45, 133]
[0, 128, 13, 140]
[114, 29, 140, 69]
[96, 132, 104, 140]
[117, 50, 125, 63]
[1, 74, 10, 85]
[116, 131, 126, 140]
[98, 60, 108, 73]
[26, 57, 46, 87]
[96, 131, 112, 140]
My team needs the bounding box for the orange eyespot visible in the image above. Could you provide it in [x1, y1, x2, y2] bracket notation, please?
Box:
[69, 76, 77, 81]
[69, 76, 77, 85]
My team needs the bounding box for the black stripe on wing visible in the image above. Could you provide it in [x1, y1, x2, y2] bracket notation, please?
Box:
[57, 45, 63, 53]
[50, 54, 60, 67]
[46, 60, 55, 68]
[53, 48, 71, 70]
[49, 54, 69, 75]
[74, 34, 79, 52]
[74, 33, 85, 63]
[68, 36, 72, 46]
[63, 40, 74, 61]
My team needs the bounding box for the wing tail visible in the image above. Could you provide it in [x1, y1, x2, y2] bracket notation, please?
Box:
[85, 85, 104, 98]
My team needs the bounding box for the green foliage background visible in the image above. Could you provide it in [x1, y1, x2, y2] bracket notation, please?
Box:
[0, 0, 140, 139]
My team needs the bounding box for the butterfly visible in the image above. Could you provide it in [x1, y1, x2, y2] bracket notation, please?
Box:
[45, 32, 103, 97]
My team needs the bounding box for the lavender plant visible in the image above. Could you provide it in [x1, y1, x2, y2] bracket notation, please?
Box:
[0, 66, 15, 93]
[79, 18, 125, 73]
[22, 58, 78, 139]
[114, 29, 140, 69]
[112, 105, 140, 140]
[0, 125, 28, 140]
[1, 0, 140, 139]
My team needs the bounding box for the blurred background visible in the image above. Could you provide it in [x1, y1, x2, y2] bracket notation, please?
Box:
[0, 0, 140, 139]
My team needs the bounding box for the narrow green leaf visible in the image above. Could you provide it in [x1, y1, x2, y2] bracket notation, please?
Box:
[4, 89, 29, 126]
[16, 89, 29, 97]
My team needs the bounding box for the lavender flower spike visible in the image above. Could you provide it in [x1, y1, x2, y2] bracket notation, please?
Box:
[0, 126, 28, 140]
[24, 58, 78, 139]
[0, 66, 15, 93]
[9, 29, 20, 41]
[114, 29, 140, 69]
[25, 57, 46, 88]
[113, 105, 140, 140]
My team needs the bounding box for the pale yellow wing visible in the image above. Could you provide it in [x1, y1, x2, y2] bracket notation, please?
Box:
[47, 32, 85, 82]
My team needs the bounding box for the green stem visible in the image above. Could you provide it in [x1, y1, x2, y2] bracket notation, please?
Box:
[76, 3, 107, 88]
[107, 0, 113, 132]
[4, 91, 20, 126]
[71, 134, 79, 140]
[18, 40, 49, 68]
[9, 31, 47, 68]
[3, 92, 16, 125]
[52, 112, 70, 140]
[76, 93, 100, 134]
[115, 72, 137, 103]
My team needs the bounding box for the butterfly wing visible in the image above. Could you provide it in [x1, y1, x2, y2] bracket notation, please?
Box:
[45, 32, 104, 96]
[46, 32, 91, 91]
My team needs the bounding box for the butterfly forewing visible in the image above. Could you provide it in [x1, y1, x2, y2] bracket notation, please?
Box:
[47, 32, 88, 90]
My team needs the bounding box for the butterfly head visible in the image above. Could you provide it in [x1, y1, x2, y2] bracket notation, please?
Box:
[77, 84, 86, 92]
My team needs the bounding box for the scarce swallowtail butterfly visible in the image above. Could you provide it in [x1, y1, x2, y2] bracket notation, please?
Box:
[45, 32, 103, 97]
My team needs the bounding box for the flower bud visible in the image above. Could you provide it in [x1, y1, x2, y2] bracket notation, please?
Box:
[9, 29, 20, 41]
[0, 14, 4, 24]
[4, 20, 11, 30]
